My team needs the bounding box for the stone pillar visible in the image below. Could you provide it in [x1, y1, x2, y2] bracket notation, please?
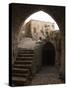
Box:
[59, 35, 65, 74]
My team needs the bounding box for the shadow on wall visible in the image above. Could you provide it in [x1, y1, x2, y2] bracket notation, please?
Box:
[42, 42, 55, 66]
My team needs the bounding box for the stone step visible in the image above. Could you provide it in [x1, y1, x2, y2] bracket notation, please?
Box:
[12, 49, 33, 86]
[18, 52, 34, 55]
[17, 54, 34, 57]
[15, 60, 33, 64]
[17, 50, 34, 54]
[18, 49, 34, 51]
[14, 64, 32, 68]
[16, 57, 33, 60]
[12, 72, 29, 77]
[12, 77, 27, 86]
[13, 68, 29, 73]
[12, 77, 27, 81]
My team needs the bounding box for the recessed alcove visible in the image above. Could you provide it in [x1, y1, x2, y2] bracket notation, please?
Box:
[42, 42, 55, 66]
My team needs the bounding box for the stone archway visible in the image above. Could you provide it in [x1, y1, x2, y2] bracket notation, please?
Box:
[42, 42, 55, 66]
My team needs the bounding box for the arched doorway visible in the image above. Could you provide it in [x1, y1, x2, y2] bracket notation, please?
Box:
[42, 42, 55, 66]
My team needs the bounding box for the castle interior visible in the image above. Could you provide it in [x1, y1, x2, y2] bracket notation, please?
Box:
[9, 3, 65, 86]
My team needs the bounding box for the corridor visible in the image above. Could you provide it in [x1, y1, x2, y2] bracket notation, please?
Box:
[31, 66, 63, 85]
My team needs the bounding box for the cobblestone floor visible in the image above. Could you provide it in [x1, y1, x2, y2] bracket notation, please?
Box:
[31, 66, 64, 85]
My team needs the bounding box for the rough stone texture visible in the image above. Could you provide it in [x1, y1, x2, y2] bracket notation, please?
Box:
[31, 66, 64, 85]
[25, 20, 55, 40]
[12, 20, 65, 84]
[10, 4, 65, 86]
[59, 34, 65, 74]
[24, 20, 63, 72]
[32, 42, 42, 74]
[18, 38, 36, 49]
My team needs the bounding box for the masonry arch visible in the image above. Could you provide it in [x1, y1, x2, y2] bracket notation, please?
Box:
[23, 10, 59, 30]
[12, 4, 65, 41]
[19, 10, 60, 42]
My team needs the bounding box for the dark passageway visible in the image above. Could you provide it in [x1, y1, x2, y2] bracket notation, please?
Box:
[42, 42, 55, 66]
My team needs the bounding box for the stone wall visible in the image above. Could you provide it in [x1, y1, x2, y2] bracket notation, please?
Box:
[25, 20, 55, 40]
[59, 33, 65, 74]
[12, 19, 65, 76]
[32, 43, 42, 74]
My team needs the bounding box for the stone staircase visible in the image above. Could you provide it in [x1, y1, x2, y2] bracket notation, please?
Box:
[12, 48, 34, 86]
